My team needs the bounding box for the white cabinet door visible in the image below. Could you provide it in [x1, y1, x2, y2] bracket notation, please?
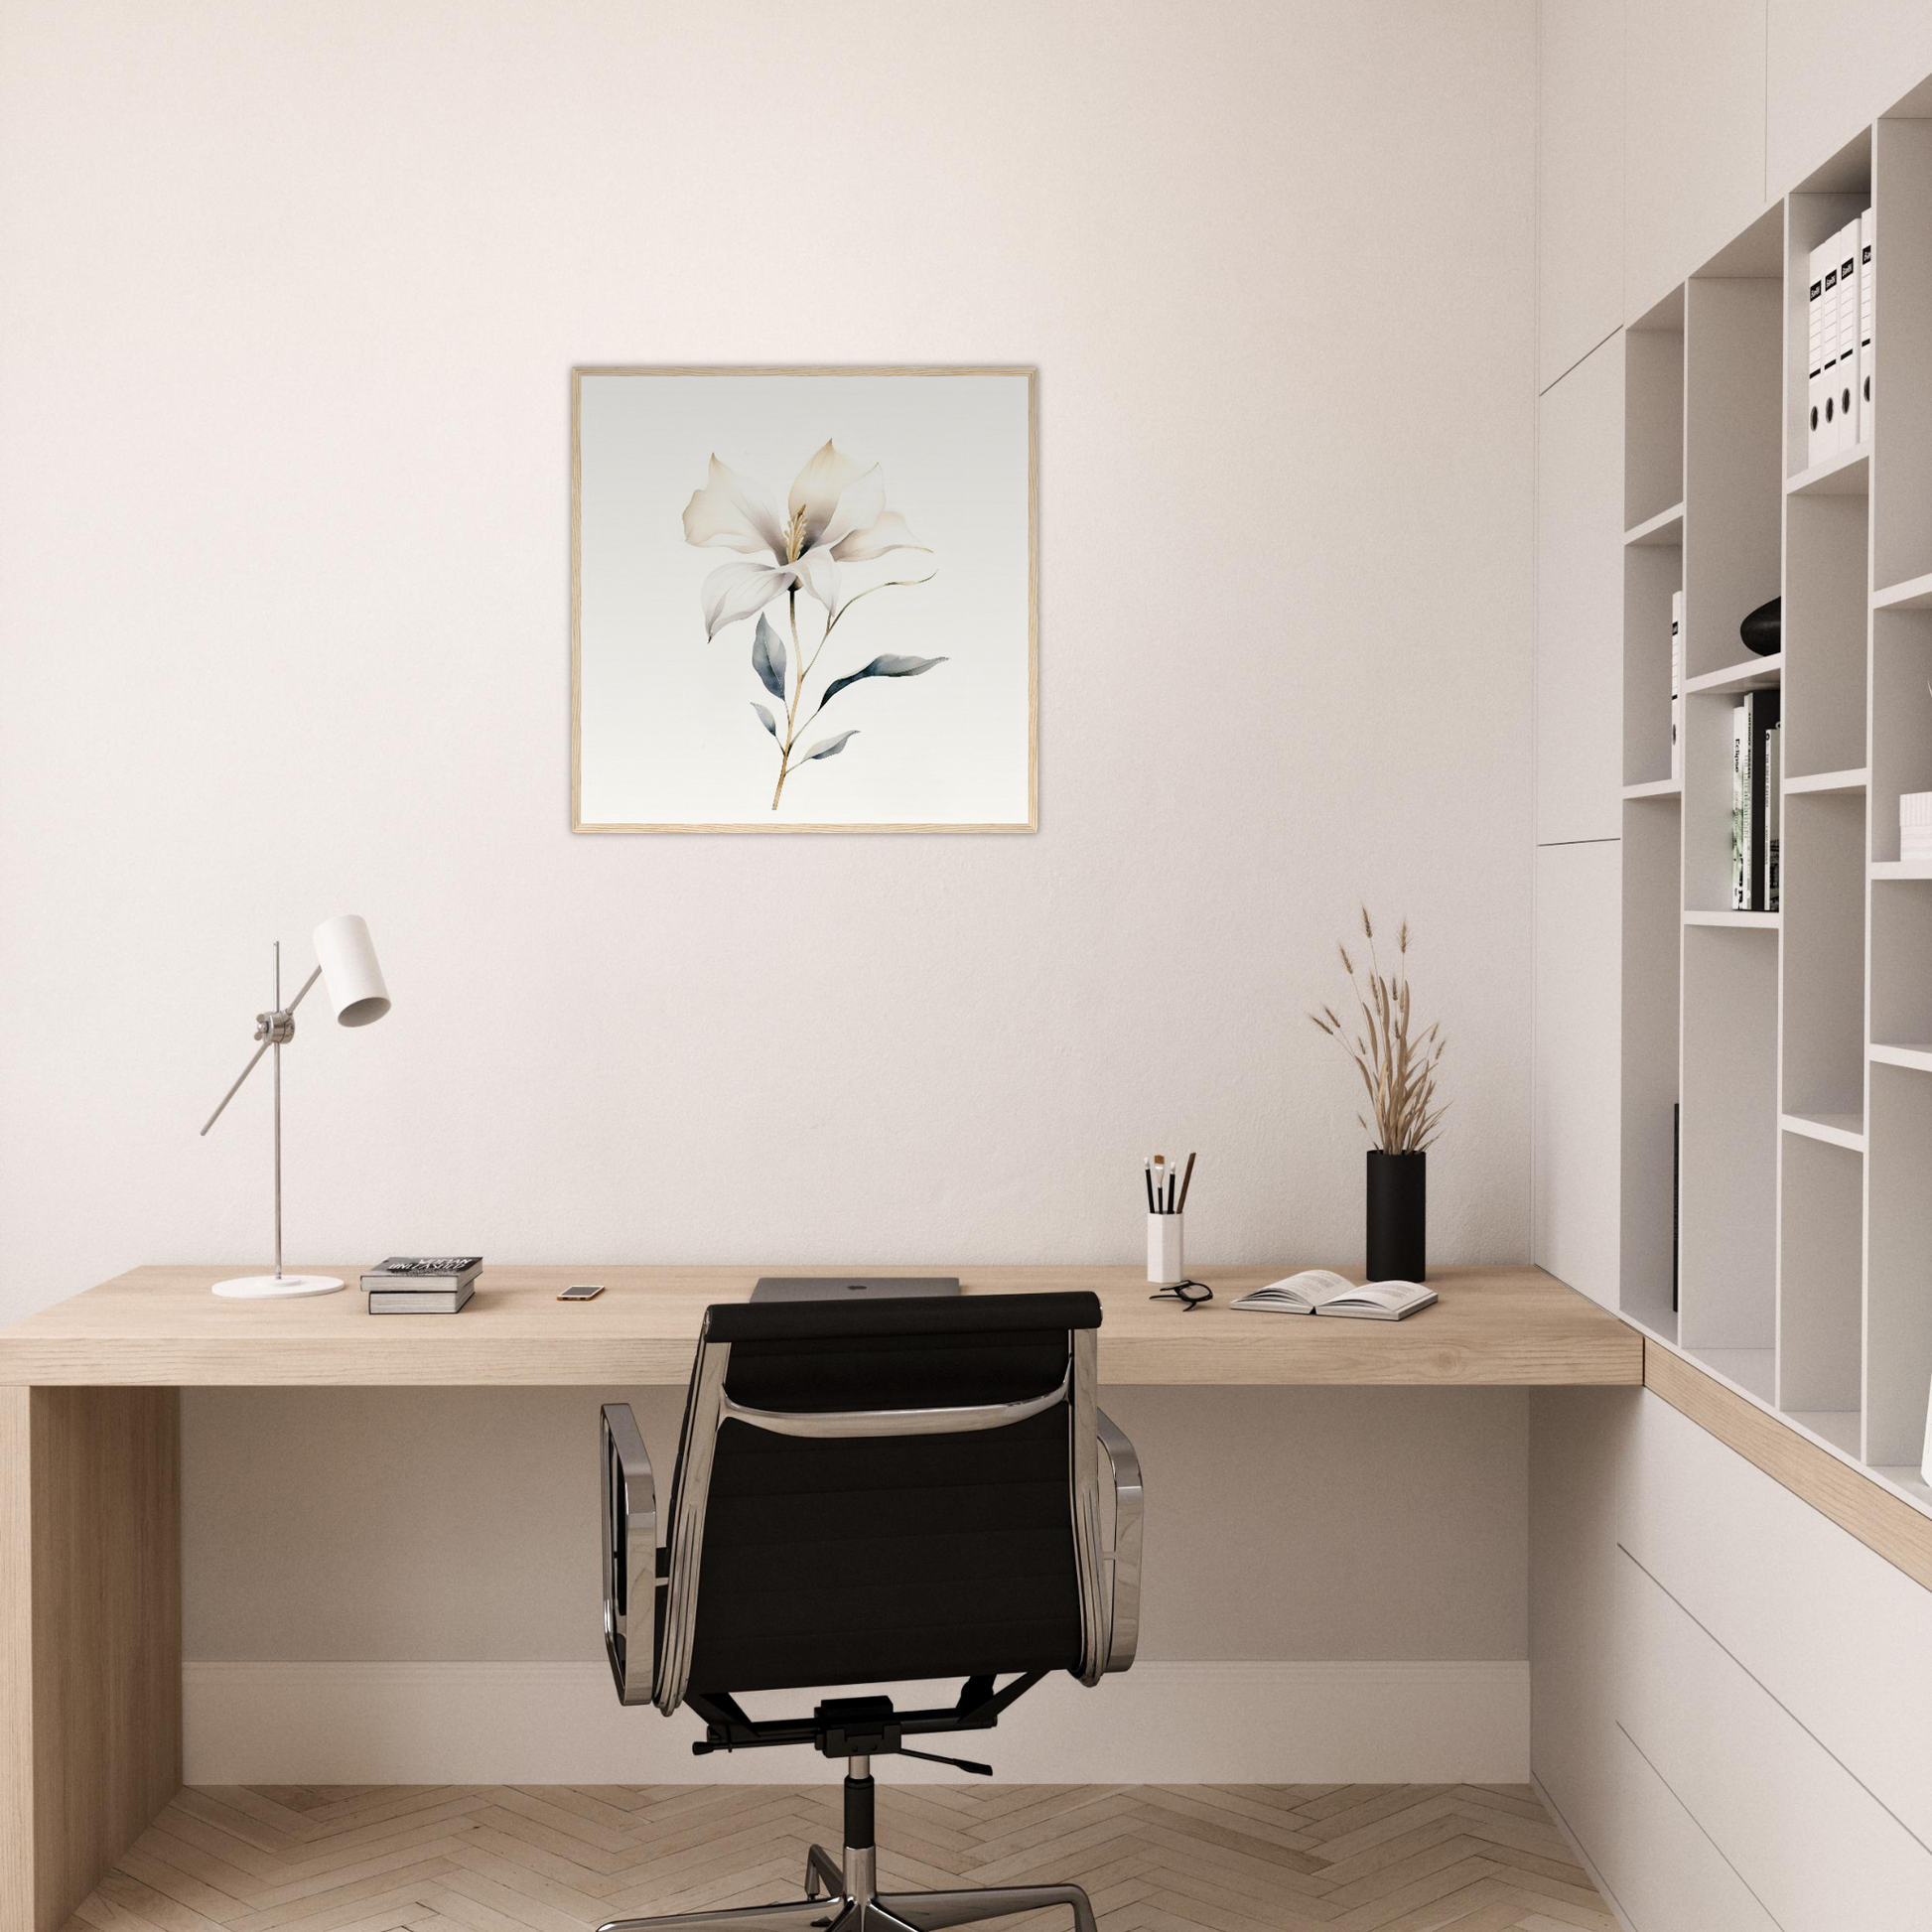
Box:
[1538, 0, 1624, 390]
[1625, 0, 1769, 318]
[1534, 840, 1621, 1308]
[1537, 336, 1624, 844]
[1768, 0, 1932, 194]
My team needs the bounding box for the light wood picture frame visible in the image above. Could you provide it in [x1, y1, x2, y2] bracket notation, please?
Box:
[571, 366, 1037, 833]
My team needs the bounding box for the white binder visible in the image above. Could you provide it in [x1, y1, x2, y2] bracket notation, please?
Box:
[1808, 239, 1831, 467]
[1860, 207, 1874, 445]
[1835, 220, 1861, 455]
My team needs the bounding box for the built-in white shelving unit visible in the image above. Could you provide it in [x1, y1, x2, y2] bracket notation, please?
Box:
[1619, 103, 1932, 1516]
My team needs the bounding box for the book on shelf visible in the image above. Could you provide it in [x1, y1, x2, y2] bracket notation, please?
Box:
[368, 1282, 475, 1315]
[1730, 704, 1749, 907]
[1728, 692, 1781, 911]
[1229, 1270, 1437, 1320]
[1738, 691, 1777, 907]
[1670, 590, 1683, 781]
[1671, 1101, 1680, 1316]
[1765, 720, 1781, 912]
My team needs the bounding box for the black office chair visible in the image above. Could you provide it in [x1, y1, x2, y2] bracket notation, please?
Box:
[597, 1291, 1143, 1932]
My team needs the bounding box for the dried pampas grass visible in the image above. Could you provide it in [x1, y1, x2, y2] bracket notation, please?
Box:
[1310, 907, 1449, 1154]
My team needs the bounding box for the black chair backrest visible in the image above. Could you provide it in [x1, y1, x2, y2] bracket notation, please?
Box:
[663, 1292, 1102, 1700]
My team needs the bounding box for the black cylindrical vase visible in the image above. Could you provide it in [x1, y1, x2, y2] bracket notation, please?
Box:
[1366, 1150, 1426, 1282]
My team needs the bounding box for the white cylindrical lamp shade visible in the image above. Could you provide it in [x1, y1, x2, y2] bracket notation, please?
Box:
[312, 914, 390, 1027]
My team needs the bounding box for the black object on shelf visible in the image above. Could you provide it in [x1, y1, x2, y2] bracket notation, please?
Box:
[1740, 595, 1781, 657]
[1366, 1150, 1426, 1282]
[1672, 1102, 1680, 1314]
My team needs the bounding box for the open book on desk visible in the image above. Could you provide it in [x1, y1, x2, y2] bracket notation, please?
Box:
[1230, 1270, 1437, 1320]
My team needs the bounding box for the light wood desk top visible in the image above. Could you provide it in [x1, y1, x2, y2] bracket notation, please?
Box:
[0, 1262, 1640, 1387]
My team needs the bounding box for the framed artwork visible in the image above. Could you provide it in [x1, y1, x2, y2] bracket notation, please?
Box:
[572, 365, 1036, 833]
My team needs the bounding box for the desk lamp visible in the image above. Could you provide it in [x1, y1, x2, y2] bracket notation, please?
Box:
[200, 913, 391, 1299]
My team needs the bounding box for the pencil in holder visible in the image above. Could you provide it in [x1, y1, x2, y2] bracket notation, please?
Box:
[1148, 1211, 1185, 1286]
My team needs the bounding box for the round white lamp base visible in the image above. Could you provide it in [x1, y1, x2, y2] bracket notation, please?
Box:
[210, 1274, 345, 1300]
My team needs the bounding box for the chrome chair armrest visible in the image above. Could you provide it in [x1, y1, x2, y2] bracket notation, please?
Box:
[1095, 1407, 1143, 1673]
[601, 1403, 658, 1707]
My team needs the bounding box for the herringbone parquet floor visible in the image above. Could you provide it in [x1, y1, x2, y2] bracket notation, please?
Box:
[65, 1783, 1617, 1932]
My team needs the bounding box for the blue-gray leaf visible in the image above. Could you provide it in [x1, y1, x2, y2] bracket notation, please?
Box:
[751, 701, 779, 739]
[817, 653, 947, 712]
[801, 730, 859, 762]
[752, 614, 786, 700]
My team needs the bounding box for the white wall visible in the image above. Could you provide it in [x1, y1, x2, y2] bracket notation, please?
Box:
[0, 1, 1537, 1311]
[0, 0, 1539, 1764]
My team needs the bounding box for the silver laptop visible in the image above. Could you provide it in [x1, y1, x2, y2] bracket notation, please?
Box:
[750, 1276, 961, 1303]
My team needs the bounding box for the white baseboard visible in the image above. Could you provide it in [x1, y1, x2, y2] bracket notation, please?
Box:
[183, 1660, 1528, 1785]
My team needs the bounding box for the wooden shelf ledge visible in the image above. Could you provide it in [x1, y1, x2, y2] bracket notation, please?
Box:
[1645, 1340, 1932, 1592]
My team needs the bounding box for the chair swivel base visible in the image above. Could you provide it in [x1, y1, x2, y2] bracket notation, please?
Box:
[595, 1843, 1098, 1932]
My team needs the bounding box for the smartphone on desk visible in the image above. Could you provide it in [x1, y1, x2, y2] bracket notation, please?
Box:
[558, 1283, 605, 1301]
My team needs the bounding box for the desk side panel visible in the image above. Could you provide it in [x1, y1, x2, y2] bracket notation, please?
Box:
[1, 1390, 31, 1932]
[27, 1389, 182, 1932]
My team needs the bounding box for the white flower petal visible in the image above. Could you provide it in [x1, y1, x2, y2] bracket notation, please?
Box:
[815, 466, 887, 553]
[683, 457, 787, 558]
[787, 441, 867, 545]
[830, 508, 930, 563]
[701, 559, 792, 638]
[790, 546, 843, 621]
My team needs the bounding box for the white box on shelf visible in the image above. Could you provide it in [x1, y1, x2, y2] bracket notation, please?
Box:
[1900, 793, 1932, 857]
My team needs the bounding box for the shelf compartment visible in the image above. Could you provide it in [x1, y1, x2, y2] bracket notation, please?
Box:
[1867, 1062, 1932, 1467]
[1786, 766, 1867, 793]
[1624, 501, 1685, 547]
[1870, 864, 1932, 1047]
[1783, 492, 1869, 777]
[1621, 792, 1683, 1342]
[1867, 609, 1932, 861]
[1623, 541, 1682, 788]
[1778, 1133, 1863, 1421]
[1625, 299, 1685, 532]
[1684, 909, 1779, 928]
[1781, 790, 1866, 1122]
[1679, 925, 1779, 1359]
[1684, 653, 1782, 696]
[1684, 272, 1782, 682]
[1785, 448, 1869, 496]
[1781, 1110, 1866, 1151]
[1873, 571, 1932, 612]
[1873, 116, 1932, 594]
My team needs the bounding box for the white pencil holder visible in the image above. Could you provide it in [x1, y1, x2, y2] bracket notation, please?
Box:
[1148, 1213, 1185, 1286]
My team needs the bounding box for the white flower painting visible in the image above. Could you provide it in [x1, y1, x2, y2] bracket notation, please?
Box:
[572, 368, 1035, 833]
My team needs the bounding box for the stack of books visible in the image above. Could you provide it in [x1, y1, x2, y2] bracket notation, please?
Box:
[1729, 692, 1781, 911]
[361, 1256, 483, 1313]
